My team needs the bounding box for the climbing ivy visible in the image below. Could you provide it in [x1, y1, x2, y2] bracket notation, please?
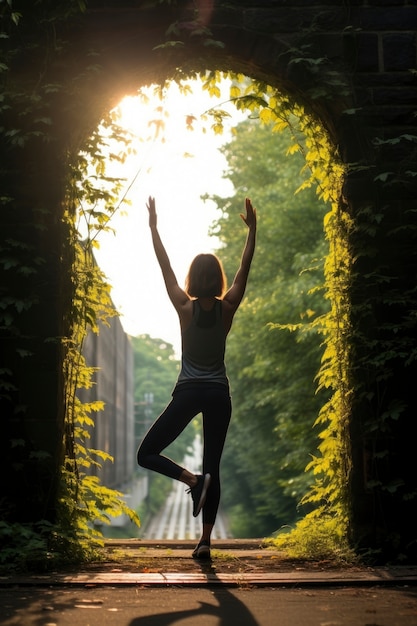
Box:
[196, 66, 417, 561]
[193, 70, 352, 555]
[58, 114, 141, 559]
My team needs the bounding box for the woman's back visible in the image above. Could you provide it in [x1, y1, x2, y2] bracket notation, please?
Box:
[178, 299, 227, 386]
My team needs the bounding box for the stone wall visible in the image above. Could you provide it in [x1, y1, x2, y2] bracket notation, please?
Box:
[1, 0, 416, 560]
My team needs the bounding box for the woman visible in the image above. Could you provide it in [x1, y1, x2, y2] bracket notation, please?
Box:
[137, 195, 256, 559]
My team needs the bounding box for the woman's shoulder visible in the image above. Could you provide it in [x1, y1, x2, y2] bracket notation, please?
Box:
[219, 297, 236, 334]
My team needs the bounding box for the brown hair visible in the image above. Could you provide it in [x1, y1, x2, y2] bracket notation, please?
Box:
[185, 253, 227, 298]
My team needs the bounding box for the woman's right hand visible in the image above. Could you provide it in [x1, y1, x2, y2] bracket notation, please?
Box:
[240, 197, 257, 230]
[146, 195, 157, 228]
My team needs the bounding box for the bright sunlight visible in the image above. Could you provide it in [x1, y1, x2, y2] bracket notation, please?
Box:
[94, 79, 246, 355]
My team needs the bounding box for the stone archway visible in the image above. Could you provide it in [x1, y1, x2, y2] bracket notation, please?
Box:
[1, 1, 416, 562]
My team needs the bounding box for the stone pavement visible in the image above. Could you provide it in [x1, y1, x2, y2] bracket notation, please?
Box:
[3, 539, 416, 588]
[1, 540, 417, 625]
[140, 437, 230, 541]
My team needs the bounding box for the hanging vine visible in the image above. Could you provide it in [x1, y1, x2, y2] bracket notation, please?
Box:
[202, 71, 353, 556]
[57, 112, 141, 560]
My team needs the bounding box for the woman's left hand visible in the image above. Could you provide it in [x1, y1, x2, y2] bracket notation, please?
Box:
[146, 196, 157, 228]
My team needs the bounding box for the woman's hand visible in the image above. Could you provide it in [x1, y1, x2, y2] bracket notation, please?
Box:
[223, 197, 257, 319]
[240, 197, 257, 230]
[146, 195, 157, 229]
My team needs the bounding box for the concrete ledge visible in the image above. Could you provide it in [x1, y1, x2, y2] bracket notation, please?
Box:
[2, 569, 417, 588]
[2, 540, 416, 588]
[115, 539, 265, 545]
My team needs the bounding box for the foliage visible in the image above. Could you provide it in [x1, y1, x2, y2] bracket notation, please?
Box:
[162, 19, 417, 562]
[265, 513, 355, 562]
[1, 0, 140, 560]
[151, 0, 226, 51]
[58, 116, 141, 558]
[0, 520, 53, 573]
[0, 0, 101, 569]
[204, 117, 330, 536]
[196, 71, 350, 547]
[160, 22, 417, 561]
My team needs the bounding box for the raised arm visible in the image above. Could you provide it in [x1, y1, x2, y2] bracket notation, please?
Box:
[223, 197, 257, 319]
[146, 196, 189, 313]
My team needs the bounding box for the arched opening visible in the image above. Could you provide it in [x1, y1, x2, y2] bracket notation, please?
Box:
[2, 4, 354, 563]
[70, 69, 349, 556]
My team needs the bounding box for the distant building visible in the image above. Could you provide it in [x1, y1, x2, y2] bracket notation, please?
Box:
[79, 315, 135, 490]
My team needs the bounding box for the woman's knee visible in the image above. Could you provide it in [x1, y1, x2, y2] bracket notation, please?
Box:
[137, 443, 150, 468]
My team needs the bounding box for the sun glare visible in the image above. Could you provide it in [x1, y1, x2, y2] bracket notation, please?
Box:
[93, 78, 246, 355]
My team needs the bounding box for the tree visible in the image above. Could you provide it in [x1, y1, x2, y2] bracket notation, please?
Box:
[209, 119, 330, 537]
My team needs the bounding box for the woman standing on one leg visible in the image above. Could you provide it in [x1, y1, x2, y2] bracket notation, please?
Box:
[137, 195, 256, 559]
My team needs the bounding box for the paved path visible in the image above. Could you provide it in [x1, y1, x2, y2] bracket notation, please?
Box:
[143, 477, 230, 540]
[1, 541, 417, 626]
[9, 566, 417, 588]
[142, 436, 231, 540]
[2, 585, 417, 626]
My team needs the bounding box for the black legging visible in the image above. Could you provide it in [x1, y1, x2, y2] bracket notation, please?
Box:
[137, 383, 231, 525]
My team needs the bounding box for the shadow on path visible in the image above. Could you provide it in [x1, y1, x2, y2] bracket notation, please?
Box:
[128, 559, 259, 626]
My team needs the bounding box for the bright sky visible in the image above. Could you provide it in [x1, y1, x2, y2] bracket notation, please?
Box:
[89, 79, 246, 356]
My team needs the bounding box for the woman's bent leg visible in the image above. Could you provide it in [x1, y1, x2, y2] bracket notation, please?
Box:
[137, 387, 199, 480]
